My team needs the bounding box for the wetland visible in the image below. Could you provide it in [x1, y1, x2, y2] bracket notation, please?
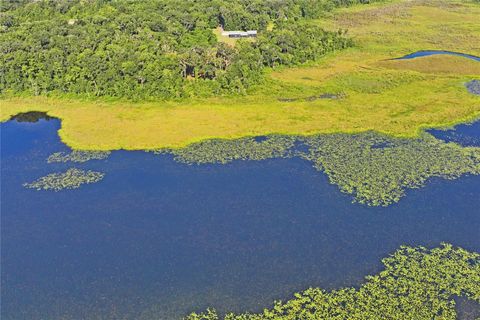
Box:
[1, 115, 480, 319]
[1, 0, 480, 319]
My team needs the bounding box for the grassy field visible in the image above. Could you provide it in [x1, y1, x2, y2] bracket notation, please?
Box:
[2, 0, 480, 150]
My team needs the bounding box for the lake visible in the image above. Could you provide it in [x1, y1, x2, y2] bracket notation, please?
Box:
[1, 116, 480, 319]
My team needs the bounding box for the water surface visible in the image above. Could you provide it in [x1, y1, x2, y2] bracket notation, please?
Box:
[396, 50, 480, 61]
[1, 118, 479, 319]
[429, 121, 480, 147]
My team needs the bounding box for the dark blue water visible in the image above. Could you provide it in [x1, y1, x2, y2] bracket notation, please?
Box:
[429, 120, 480, 147]
[2, 118, 480, 319]
[396, 50, 480, 61]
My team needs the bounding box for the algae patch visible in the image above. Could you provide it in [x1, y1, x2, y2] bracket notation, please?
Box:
[186, 243, 480, 320]
[23, 168, 104, 191]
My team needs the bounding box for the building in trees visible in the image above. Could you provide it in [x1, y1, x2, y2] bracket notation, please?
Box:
[221, 30, 257, 38]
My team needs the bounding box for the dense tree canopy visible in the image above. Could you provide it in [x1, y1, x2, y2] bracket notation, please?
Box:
[0, 0, 375, 100]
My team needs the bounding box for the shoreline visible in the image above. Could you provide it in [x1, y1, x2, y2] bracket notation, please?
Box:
[2, 0, 479, 151]
[2, 95, 480, 151]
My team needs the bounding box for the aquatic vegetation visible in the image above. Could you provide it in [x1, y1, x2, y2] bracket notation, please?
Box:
[302, 132, 480, 206]
[186, 243, 480, 320]
[467, 80, 480, 95]
[47, 150, 111, 163]
[23, 168, 104, 191]
[169, 136, 296, 164]
[166, 132, 480, 206]
[2, 0, 480, 150]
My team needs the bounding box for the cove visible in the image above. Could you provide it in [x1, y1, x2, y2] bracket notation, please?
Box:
[396, 50, 480, 62]
[1, 118, 480, 319]
[428, 120, 480, 147]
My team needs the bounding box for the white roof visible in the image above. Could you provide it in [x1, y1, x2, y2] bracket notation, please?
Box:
[221, 30, 257, 36]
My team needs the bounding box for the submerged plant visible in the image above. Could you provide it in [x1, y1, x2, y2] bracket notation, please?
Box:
[23, 168, 104, 191]
[186, 243, 480, 320]
[47, 150, 111, 163]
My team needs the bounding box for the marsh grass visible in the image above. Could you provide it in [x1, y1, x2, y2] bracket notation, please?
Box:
[377, 55, 480, 75]
[186, 243, 480, 320]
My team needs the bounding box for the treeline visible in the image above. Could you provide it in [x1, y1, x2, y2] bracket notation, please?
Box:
[0, 0, 373, 100]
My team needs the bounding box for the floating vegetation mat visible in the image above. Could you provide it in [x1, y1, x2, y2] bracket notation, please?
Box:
[47, 150, 111, 163]
[165, 133, 480, 206]
[23, 168, 104, 191]
[186, 243, 480, 320]
[167, 136, 296, 164]
[302, 133, 480, 206]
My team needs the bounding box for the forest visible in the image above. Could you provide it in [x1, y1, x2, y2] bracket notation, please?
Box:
[0, 0, 376, 100]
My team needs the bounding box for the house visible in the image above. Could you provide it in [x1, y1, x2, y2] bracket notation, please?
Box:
[221, 30, 257, 38]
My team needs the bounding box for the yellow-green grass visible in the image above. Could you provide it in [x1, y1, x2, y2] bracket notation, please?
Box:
[212, 27, 238, 46]
[2, 0, 480, 150]
[377, 55, 480, 75]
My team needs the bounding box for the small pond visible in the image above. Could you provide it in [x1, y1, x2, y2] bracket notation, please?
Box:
[1, 117, 480, 319]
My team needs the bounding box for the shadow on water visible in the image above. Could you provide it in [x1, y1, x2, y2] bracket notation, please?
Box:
[10, 111, 54, 123]
[1, 117, 479, 319]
